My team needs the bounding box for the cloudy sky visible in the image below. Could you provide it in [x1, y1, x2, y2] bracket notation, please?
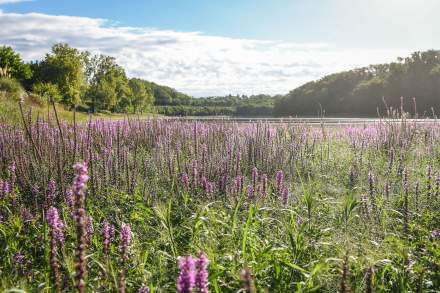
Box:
[0, 0, 439, 96]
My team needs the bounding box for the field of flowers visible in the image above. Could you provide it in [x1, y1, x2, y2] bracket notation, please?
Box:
[0, 112, 439, 292]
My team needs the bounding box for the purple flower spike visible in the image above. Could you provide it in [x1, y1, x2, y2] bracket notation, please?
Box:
[120, 223, 132, 257]
[47, 207, 65, 245]
[195, 252, 209, 293]
[177, 256, 196, 293]
[46, 179, 56, 207]
[138, 285, 150, 293]
[282, 186, 289, 206]
[276, 170, 284, 194]
[72, 162, 89, 195]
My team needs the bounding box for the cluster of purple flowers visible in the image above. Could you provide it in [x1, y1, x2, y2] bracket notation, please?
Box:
[102, 220, 115, 256]
[47, 207, 65, 245]
[0, 180, 11, 198]
[177, 252, 209, 293]
[46, 179, 56, 208]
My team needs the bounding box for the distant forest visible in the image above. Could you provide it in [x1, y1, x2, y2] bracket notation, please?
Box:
[274, 50, 440, 117]
[1, 44, 440, 117]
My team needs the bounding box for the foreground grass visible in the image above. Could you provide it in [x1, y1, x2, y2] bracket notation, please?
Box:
[0, 118, 439, 292]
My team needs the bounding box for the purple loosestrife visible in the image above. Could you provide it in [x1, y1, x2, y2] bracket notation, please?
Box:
[72, 162, 89, 293]
[368, 171, 375, 199]
[427, 165, 432, 198]
[384, 180, 390, 200]
[282, 186, 289, 206]
[65, 189, 74, 212]
[234, 176, 243, 195]
[261, 174, 268, 198]
[240, 268, 255, 293]
[194, 252, 209, 293]
[46, 179, 56, 208]
[138, 285, 150, 293]
[191, 160, 198, 189]
[9, 161, 16, 191]
[176, 256, 196, 293]
[251, 167, 258, 189]
[415, 180, 420, 212]
[0, 180, 10, 198]
[181, 174, 190, 191]
[247, 185, 254, 201]
[275, 170, 284, 195]
[102, 220, 115, 257]
[47, 207, 64, 293]
[403, 168, 409, 234]
[429, 229, 440, 241]
[436, 172, 440, 199]
[119, 223, 132, 293]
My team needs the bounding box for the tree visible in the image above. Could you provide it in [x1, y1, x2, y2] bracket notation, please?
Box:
[32, 82, 62, 104]
[0, 46, 32, 80]
[85, 54, 131, 112]
[128, 78, 154, 113]
[36, 43, 87, 106]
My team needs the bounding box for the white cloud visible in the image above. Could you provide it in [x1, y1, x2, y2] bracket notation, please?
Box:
[0, 11, 419, 96]
[0, 0, 31, 4]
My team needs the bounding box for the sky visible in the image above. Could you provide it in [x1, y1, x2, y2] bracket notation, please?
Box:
[0, 0, 439, 96]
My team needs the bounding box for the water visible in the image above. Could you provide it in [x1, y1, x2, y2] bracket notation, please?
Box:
[158, 116, 440, 125]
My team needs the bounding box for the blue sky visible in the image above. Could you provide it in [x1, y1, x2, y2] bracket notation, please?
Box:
[1, 0, 439, 96]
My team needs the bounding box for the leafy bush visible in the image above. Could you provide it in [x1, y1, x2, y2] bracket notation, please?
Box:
[0, 77, 24, 101]
[32, 82, 62, 104]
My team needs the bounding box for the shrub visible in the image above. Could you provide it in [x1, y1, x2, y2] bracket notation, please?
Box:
[0, 77, 24, 101]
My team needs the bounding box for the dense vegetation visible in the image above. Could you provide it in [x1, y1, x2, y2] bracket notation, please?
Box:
[274, 50, 440, 117]
[0, 109, 439, 291]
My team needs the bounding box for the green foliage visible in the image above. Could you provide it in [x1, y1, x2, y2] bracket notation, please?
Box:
[0, 46, 32, 80]
[31, 43, 87, 106]
[129, 78, 154, 113]
[0, 77, 24, 101]
[32, 82, 61, 104]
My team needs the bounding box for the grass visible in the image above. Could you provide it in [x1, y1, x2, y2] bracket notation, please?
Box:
[0, 92, 157, 125]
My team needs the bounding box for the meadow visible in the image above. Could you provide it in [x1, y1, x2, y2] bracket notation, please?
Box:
[0, 108, 439, 292]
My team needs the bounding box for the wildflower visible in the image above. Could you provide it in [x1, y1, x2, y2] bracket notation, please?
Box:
[191, 160, 198, 188]
[47, 207, 64, 293]
[119, 223, 132, 293]
[282, 186, 289, 206]
[194, 252, 209, 293]
[0, 180, 10, 198]
[47, 207, 65, 245]
[384, 180, 390, 200]
[261, 174, 268, 198]
[65, 189, 74, 211]
[46, 179, 56, 208]
[240, 268, 255, 293]
[247, 185, 254, 200]
[429, 229, 440, 241]
[72, 162, 89, 293]
[181, 174, 189, 190]
[275, 170, 284, 194]
[177, 256, 196, 293]
[102, 220, 115, 256]
[120, 223, 132, 260]
[251, 167, 258, 188]
[138, 285, 149, 293]
[13, 252, 25, 266]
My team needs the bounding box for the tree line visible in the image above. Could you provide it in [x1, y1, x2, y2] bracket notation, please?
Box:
[0, 43, 187, 113]
[3, 43, 439, 117]
[274, 50, 440, 117]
